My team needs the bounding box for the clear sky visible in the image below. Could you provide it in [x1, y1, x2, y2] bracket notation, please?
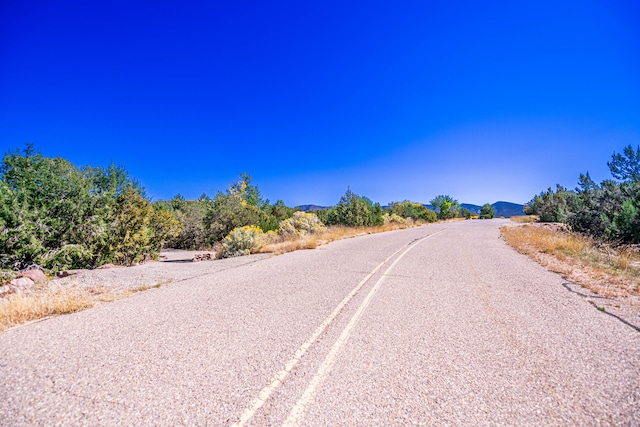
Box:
[1, 1, 639, 206]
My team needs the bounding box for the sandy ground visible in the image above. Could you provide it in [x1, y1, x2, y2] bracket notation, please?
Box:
[50, 249, 268, 295]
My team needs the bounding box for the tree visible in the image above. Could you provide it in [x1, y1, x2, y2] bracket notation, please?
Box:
[228, 173, 267, 208]
[386, 201, 437, 222]
[0, 145, 180, 271]
[480, 203, 495, 219]
[322, 188, 383, 226]
[429, 195, 460, 220]
[608, 145, 640, 183]
[525, 185, 575, 223]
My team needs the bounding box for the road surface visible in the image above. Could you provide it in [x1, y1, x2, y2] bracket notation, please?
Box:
[1, 220, 639, 426]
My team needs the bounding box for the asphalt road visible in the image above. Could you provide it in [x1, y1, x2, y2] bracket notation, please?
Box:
[1, 220, 639, 426]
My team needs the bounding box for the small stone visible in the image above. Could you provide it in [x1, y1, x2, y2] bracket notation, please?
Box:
[192, 253, 214, 262]
[20, 269, 47, 283]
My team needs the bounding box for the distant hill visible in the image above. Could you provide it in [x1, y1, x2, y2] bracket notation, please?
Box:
[298, 201, 524, 217]
[296, 204, 326, 212]
[491, 201, 525, 217]
[426, 202, 524, 218]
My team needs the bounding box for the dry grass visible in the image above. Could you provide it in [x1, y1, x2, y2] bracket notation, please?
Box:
[0, 286, 94, 332]
[0, 279, 171, 332]
[502, 224, 640, 301]
[258, 222, 420, 255]
[510, 215, 538, 223]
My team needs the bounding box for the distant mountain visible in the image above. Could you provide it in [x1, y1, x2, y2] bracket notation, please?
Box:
[425, 201, 524, 218]
[298, 201, 525, 217]
[491, 201, 525, 218]
[296, 204, 326, 212]
[461, 203, 482, 213]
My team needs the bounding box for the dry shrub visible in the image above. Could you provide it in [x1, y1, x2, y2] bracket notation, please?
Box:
[0, 287, 94, 332]
[502, 224, 640, 300]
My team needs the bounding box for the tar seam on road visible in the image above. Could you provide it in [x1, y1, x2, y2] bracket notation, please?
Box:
[561, 282, 640, 333]
[282, 231, 442, 427]
[230, 230, 444, 427]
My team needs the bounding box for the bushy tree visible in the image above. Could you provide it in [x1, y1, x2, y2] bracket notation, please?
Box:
[321, 189, 383, 226]
[429, 195, 460, 220]
[386, 201, 437, 222]
[0, 145, 180, 271]
[480, 203, 495, 219]
[525, 185, 575, 223]
[608, 145, 640, 183]
[160, 194, 209, 250]
[527, 146, 640, 244]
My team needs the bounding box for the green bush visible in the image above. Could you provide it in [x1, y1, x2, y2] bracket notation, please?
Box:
[217, 225, 265, 258]
[386, 201, 437, 222]
[0, 145, 181, 271]
[480, 203, 495, 219]
[527, 146, 640, 244]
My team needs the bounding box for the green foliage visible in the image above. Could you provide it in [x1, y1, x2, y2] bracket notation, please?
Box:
[526, 185, 575, 223]
[386, 201, 437, 222]
[608, 145, 640, 183]
[160, 195, 209, 250]
[228, 173, 267, 208]
[480, 203, 495, 219]
[322, 189, 384, 227]
[611, 198, 640, 243]
[204, 191, 268, 244]
[0, 146, 180, 271]
[217, 225, 265, 258]
[279, 212, 326, 237]
[429, 195, 460, 220]
[527, 147, 640, 244]
[0, 269, 18, 285]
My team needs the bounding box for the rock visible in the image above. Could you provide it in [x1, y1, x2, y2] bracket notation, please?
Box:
[56, 269, 86, 278]
[20, 269, 47, 283]
[192, 253, 214, 262]
[0, 285, 11, 296]
[9, 277, 35, 289]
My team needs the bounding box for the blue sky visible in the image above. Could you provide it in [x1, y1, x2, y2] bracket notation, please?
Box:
[1, 1, 639, 206]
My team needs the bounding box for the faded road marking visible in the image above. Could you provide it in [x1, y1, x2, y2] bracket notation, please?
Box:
[230, 234, 437, 427]
[282, 232, 440, 426]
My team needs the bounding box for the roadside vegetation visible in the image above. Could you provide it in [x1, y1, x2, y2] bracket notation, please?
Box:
[0, 279, 171, 332]
[504, 145, 640, 301]
[524, 145, 640, 245]
[503, 224, 640, 301]
[0, 144, 452, 329]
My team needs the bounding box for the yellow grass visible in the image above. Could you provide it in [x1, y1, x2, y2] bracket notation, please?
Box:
[0, 279, 171, 332]
[502, 224, 640, 300]
[510, 215, 538, 223]
[0, 287, 94, 332]
[258, 222, 420, 255]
